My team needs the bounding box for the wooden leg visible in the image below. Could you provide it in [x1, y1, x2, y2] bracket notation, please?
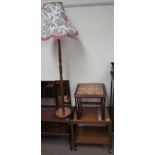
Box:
[108, 123, 112, 153]
[70, 121, 75, 151]
[74, 144, 77, 151]
[101, 98, 105, 119]
[68, 121, 73, 151]
[76, 98, 82, 119]
[79, 98, 82, 115]
[109, 80, 113, 112]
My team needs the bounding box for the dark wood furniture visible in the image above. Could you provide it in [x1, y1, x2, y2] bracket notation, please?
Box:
[74, 83, 106, 119]
[41, 80, 73, 149]
[41, 107, 73, 150]
[41, 80, 71, 108]
[110, 62, 114, 130]
[41, 81, 58, 107]
[71, 107, 112, 152]
[72, 83, 112, 153]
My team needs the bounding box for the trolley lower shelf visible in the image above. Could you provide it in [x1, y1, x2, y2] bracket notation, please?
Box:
[75, 125, 109, 144]
[71, 107, 112, 152]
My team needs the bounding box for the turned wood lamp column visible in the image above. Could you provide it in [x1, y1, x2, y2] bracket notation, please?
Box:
[41, 2, 78, 118]
[55, 39, 72, 118]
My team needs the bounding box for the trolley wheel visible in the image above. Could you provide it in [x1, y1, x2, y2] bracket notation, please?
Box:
[108, 148, 112, 153]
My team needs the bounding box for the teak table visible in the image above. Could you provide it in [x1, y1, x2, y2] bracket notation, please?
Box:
[71, 107, 112, 152]
[74, 83, 106, 119]
[72, 83, 112, 153]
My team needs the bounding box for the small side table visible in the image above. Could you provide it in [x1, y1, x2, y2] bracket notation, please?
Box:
[74, 83, 106, 119]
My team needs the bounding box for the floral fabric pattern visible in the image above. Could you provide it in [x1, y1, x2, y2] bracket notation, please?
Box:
[41, 2, 78, 40]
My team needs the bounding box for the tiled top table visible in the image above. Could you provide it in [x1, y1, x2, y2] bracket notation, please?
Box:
[74, 83, 106, 119]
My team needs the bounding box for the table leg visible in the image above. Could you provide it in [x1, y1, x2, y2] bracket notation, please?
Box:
[68, 121, 73, 151]
[108, 123, 112, 153]
[70, 121, 76, 151]
[101, 98, 105, 119]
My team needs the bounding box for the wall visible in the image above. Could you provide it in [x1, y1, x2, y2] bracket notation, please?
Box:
[41, 0, 114, 106]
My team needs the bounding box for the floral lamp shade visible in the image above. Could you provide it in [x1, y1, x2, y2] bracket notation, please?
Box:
[41, 2, 78, 40]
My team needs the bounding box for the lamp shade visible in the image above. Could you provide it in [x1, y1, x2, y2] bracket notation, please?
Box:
[41, 2, 78, 40]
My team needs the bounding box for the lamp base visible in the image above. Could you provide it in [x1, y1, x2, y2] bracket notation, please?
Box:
[56, 107, 72, 118]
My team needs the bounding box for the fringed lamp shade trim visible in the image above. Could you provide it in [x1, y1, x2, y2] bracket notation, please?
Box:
[41, 2, 78, 40]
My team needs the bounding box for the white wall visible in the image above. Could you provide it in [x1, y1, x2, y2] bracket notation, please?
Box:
[41, 0, 114, 106]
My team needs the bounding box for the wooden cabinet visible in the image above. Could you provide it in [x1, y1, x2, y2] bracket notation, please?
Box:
[71, 83, 112, 153]
[41, 80, 73, 150]
[41, 107, 73, 149]
[41, 81, 58, 107]
[41, 107, 71, 135]
[41, 80, 71, 108]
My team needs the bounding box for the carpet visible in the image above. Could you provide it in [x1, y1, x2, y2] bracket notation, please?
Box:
[42, 136, 114, 155]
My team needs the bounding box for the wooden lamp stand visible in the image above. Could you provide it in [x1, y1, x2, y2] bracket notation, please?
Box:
[55, 39, 72, 118]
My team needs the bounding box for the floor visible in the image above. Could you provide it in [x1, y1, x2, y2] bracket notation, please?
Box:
[41, 136, 114, 155]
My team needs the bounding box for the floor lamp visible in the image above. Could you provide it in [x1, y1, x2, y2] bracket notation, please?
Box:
[41, 2, 78, 118]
